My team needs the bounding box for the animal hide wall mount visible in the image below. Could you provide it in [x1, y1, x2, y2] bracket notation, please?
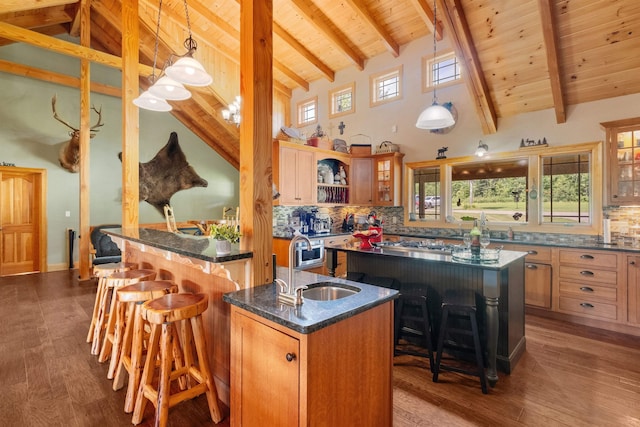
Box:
[119, 132, 208, 214]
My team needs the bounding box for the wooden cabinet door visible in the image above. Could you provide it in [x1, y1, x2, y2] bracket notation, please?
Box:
[602, 120, 640, 205]
[231, 310, 299, 427]
[278, 146, 315, 205]
[372, 153, 403, 206]
[525, 262, 552, 308]
[1, 168, 45, 276]
[350, 157, 373, 205]
[296, 149, 315, 204]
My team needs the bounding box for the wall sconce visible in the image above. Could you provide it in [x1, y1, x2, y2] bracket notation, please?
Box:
[222, 96, 241, 126]
[133, 0, 213, 112]
[475, 141, 489, 157]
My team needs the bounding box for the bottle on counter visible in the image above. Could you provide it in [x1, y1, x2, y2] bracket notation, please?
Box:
[470, 220, 481, 258]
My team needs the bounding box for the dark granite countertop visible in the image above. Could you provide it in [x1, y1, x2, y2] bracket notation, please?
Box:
[326, 241, 526, 270]
[273, 231, 352, 240]
[223, 266, 398, 334]
[103, 227, 253, 263]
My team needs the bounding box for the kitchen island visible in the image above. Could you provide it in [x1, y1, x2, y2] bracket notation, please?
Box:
[103, 227, 253, 407]
[326, 242, 527, 385]
[224, 268, 398, 426]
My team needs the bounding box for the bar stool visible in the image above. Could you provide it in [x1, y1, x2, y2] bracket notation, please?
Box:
[394, 290, 434, 372]
[111, 280, 179, 413]
[87, 262, 137, 347]
[432, 289, 488, 394]
[95, 269, 157, 362]
[132, 293, 223, 426]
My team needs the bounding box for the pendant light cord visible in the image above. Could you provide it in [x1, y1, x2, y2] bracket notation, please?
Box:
[432, 0, 438, 105]
[182, 0, 198, 53]
[151, 0, 163, 82]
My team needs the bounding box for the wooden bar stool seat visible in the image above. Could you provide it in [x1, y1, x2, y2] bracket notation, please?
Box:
[87, 262, 137, 347]
[95, 269, 157, 362]
[432, 289, 488, 394]
[111, 280, 179, 413]
[132, 293, 223, 426]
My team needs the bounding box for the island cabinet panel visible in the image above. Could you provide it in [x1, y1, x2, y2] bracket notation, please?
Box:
[555, 249, 624, 323]
[229, 302, 393, 426]
[343, 250, 525, 375]
[628, 255, 640, 325]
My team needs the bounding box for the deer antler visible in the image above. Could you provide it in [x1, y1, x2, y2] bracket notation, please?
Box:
[51, 94, 79, 132]
[90, 105, 104, 132]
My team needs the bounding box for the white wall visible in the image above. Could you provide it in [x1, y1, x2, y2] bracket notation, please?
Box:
[290, 34, 640, 162]
[0, 39, 239, 268]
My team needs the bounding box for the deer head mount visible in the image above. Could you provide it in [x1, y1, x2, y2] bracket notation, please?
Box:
[51, 94, 104, 173]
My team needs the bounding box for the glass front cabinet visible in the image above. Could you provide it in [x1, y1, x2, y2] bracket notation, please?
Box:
[603, 118, 640, 205]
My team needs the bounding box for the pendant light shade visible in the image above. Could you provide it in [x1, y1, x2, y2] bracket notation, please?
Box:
[148, 76, 192, 100]
[416, 0, 456, 131]
[165, 56, 213, 87]
[133, 91, 172, 112]
[416, 103, 455, 129]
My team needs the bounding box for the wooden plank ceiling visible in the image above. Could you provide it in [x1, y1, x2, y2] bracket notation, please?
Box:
[2, 0, 640, 167]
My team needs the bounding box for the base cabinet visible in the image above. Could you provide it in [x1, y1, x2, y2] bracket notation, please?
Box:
[628, 255, 640, 325]
[502, 244, 552, 309]
[229, 302, 393, 426]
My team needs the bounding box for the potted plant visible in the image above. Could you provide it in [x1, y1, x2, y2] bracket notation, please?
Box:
[209, 223, 241, 255]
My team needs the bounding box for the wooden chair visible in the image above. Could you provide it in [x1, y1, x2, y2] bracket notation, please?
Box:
[111, 280, 179, 413]
[87, 262, 137, 350]
[95, 269, 157, 363]
[132, 293, 223, 426]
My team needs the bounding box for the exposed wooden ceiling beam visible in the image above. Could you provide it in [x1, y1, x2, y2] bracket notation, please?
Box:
[273, 22, 334, 82]
[68, 3, 82, 37]
[538, 0, 566, 123]
[0, 6, 72, 30]
[289, 0, 365, 71]
[274, 58, 309, 91]
[273, 79, 292, 98]
[0, 58, 122, 97]
[343, 0, 399, 57]
[0, 0, 76, 14]
[408, 0, 443, 41]
[439, 0, 497, 134]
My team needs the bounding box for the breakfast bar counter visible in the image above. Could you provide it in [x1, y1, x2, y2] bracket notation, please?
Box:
[325, 242, 528, 385]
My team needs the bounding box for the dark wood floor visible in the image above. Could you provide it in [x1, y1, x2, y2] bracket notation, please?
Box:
[1, 271, 640, 426]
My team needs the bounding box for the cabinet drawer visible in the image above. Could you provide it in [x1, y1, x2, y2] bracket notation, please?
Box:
[505, 244, 551, 263]
[325, 236, 352, 246]
[559, 280, 617, 302]
[558, 250, 617, 269]
[558, 296, 618, 320]
[558, 265, 617, 285]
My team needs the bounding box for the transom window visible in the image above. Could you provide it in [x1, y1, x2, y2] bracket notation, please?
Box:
[296, 96, 318, 127]
[329, 82, 355, 118]
[423, 52, 461, 91]
[370, 66, 403, 107]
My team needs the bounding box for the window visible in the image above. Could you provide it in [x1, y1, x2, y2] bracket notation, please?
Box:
[329, 82, 355, 118]
[542, 153, 591, 223]
[296, 96, 318, 127]
[405, 142, 601, 234]
[370, 66, 402, 107]
[423, 51, 461, 92]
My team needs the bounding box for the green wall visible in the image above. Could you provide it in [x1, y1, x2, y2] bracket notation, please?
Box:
[0, 39, 239, 268]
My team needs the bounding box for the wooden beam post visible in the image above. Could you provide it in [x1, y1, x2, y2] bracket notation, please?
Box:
[121, 0, 139, 233]
[78, 0, 91, 280]
[239, 0, 273, 286]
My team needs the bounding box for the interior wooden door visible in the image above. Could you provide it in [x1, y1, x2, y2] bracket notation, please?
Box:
[0, 167, 47, 276]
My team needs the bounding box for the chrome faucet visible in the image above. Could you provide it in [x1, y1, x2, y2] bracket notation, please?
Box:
[277, 233, 311, 306]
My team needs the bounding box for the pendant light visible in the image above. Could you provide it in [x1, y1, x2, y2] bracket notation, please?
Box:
[475, 141, 489, 157]
[148, 76, 192, 101]
[133, 91, 172, 112]
[416, 0, 455, 130]
[164, 0, 213, 87]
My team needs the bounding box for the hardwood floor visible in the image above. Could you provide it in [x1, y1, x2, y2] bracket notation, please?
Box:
[1, 270, 639, 426]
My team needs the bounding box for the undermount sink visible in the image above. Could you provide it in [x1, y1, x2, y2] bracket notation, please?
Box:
[303, 282, 360, 301]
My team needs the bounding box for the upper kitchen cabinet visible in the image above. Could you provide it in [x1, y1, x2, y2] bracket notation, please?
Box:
[602, 117, 640, 205]
[350, 156, 374, 205]
[373, 153, 404, 206]
[317, 152, 351, 205]
[273, 140, 316, 205]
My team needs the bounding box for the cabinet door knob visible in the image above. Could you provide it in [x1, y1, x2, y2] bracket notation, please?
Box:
[286, 352, 296, 362]
[527, 250, 538, 255]
[526, 264, 538, 270]
[631, 261, 636, 266]
[580, 254, 594, 260]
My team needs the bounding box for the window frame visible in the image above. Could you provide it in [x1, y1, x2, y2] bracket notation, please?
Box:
[296, 96, 318, 127]
[404, 141, 603, 235]
[422, 51, 462, 92]
[369, 65, 403, 107]
[328, 82, 356, 118]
